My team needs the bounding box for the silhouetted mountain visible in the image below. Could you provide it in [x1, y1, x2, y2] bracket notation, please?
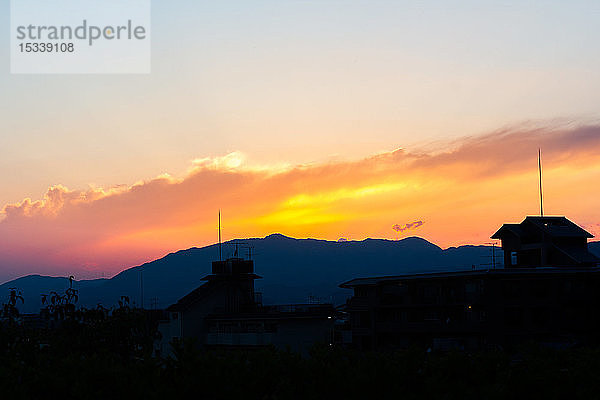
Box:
[4, 235, 584, 314]
[1, 235, 505, 313]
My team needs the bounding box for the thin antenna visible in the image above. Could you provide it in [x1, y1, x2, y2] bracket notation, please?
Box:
[483, 241, 502, 269]
[218, 209, 222, 261]
[538, 148, 544, 217]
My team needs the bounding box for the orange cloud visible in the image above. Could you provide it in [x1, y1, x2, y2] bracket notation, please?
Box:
[1, 123, 599, 281]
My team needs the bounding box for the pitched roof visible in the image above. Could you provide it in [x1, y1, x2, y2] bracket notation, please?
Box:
[166, 282, 215, 312]
[525, 216, 593, 238]
[491, 216, 593, 239]
[491, 223, 522, 239]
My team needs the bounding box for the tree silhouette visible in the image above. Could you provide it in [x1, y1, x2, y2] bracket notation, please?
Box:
[117, 295, 130, 310]
[41, 276, 79, 321]
[1, 288, 24, 323]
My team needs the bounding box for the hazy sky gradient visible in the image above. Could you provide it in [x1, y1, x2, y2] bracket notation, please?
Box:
[1, 1, 600, 280]
[1, 124, 600, 281]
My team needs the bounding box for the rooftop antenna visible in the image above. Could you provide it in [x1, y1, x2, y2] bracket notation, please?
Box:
[482, 241, 502, 269]
[218, 209, 222, 261]
[538, 148, 544, 217]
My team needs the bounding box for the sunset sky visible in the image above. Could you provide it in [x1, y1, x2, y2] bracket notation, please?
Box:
[1, 1, 600, 281]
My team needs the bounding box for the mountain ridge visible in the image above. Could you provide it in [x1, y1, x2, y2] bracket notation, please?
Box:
[2, 235, 599, 314]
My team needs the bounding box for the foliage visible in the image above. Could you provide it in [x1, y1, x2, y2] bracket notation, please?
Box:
[2, 277, 600, 399]
[1, 288, 24, 323]
[41, 275, 79, 320]
[1, 327, 600, 400]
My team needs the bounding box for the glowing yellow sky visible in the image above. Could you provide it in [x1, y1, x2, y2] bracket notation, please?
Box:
[2, 2, 600, 286]
[1, 124, 599, 280]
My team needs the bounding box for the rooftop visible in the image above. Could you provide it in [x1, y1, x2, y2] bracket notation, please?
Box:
[491, 216, 594, 239]
[340, 267, 600, 288]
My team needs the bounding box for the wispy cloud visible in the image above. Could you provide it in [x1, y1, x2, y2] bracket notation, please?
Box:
[392, 221, 424, 233]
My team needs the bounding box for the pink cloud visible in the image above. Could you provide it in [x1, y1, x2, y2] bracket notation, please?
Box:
[0, 123, 599, 281]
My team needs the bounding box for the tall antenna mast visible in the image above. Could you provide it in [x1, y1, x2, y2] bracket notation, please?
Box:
[538, 149, 544, 217]
[218, 209, 222, 261]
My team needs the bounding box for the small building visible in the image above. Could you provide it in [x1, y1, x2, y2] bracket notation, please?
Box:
[491, 216, 598, 268]
[341, 216, 600, 351]
[156, 257, 334, 356]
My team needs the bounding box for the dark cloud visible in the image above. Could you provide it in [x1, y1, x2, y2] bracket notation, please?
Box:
[392, 220, 425, 233]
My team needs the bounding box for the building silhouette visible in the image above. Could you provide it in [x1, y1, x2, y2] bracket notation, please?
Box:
[492, 216, 598, 268]
[341, 216, 600, 351]
[156, 256, 334, 356]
